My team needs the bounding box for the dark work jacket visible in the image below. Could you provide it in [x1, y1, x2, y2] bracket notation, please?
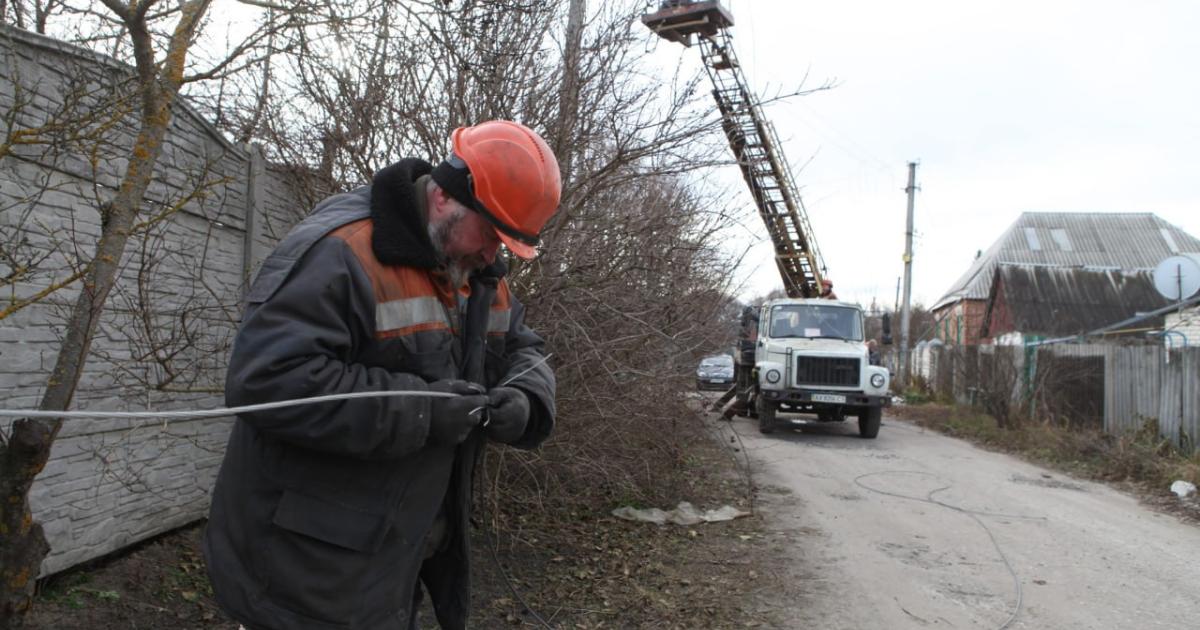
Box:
[203, 159, 555, 630]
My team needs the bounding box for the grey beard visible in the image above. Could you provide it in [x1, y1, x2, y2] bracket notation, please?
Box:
[428, 208, 472, 288]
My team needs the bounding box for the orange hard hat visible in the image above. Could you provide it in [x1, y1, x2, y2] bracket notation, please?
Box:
[431, 120, 561, 259]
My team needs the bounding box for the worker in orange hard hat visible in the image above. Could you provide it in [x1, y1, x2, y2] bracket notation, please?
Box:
[431, 119, 561, 261]
[819, 278, 838, 300]
[206, 120, 560, 630]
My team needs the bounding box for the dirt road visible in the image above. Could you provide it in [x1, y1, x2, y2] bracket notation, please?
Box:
[725, 411, 1200, 630]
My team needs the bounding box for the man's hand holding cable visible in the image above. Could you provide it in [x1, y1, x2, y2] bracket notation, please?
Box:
[428, 379, 488, 445]
[484, 387, 529, 444]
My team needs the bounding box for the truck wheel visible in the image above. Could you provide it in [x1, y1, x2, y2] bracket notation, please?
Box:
[858, 407, 881, 439]
[757, 397, 777, 434]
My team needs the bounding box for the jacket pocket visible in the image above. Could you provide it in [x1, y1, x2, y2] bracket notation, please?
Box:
[272, 490, 390, 552]
[264, 490, 393, 623]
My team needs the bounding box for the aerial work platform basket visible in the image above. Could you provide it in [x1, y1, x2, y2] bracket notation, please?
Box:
[641, 1, 734, 47]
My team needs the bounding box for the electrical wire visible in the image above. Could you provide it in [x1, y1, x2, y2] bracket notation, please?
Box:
[853, 470, 1027, 630]
[1028, 293, 1200, 347]
[0, 356, 553, 422]
[479, 476, 558, 630]
[478, 355, 559, 628]
[0, 390, 460, 421]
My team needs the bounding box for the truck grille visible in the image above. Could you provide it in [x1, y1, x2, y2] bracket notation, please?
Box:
[794, 357, 859, 386]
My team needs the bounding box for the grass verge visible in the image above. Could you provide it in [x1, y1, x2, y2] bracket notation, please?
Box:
[891, 402, 1200, 523]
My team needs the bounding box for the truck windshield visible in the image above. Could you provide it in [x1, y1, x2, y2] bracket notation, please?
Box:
[768, 304, 863, 341]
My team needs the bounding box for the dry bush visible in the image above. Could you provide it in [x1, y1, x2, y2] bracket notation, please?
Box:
[493, 172, 743, 516]
[974, 346, 1028, 429]
[1030, 350, 1104, 429]
[1085, 419, 1199, 488]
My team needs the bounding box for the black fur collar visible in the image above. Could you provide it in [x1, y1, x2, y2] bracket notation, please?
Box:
[369, 158, 440, 268]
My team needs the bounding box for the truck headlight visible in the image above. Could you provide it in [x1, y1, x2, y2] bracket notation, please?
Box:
[870, 373, 885, 388]
[766, 369, 781, 384]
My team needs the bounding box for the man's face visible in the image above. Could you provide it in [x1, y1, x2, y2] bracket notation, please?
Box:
[429, 187, 501, 278]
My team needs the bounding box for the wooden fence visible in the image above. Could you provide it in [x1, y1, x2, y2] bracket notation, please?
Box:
[910, 343, 1200, 452]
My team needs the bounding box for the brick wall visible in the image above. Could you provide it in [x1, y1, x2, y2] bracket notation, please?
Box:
[0, 25, 306, 575]
[932, 299, 988, 345]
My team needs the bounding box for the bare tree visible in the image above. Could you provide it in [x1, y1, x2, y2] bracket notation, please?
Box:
[0, 0, 67, 33]
[0, 0, 307, 621]
[0, 3, 215, 620]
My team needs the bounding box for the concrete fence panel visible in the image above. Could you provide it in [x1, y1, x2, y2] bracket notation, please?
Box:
[0, 25, 306, 575]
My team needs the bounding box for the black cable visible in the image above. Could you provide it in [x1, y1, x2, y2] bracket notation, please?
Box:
[853, 470, 1027, 630]
[478, 447, 557, 630]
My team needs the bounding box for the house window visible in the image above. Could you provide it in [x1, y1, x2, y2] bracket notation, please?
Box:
[1049, 228, 1073, 251]
[1024, 227, 1041, 251]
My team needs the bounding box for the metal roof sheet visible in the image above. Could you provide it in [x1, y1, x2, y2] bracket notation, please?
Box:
[984, 264, 1171, 337]
[934, 212, 1200, 310]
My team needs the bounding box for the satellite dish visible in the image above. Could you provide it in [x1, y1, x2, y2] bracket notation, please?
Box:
[1153, 254, 1200, 301]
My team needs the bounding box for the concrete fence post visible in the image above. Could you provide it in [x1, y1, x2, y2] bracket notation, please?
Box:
[242, 142, 265, 296]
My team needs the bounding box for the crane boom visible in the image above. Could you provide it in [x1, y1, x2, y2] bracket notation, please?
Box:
[642, 1, 826, 298]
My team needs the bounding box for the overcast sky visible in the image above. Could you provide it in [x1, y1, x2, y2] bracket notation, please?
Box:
[645, 0, 1200, 308]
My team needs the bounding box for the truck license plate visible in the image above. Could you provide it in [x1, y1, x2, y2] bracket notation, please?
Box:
[812, 393, 846, 404]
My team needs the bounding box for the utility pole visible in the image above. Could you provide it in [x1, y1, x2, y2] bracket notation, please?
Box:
[899, 162, 918, 387]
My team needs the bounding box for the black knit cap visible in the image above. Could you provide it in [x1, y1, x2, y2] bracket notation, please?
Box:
[430, 154, 540, 246]
[430, 155, 478, 214]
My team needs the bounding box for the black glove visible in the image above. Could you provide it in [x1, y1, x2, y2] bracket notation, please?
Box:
[427, 379, 488, 446]
[484, 387, 530, 444]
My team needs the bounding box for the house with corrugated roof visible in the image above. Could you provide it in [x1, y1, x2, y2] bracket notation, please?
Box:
[931, 212, 1200, 344]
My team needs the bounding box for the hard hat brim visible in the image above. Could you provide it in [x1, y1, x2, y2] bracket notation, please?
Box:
[497, 230, 537, 259]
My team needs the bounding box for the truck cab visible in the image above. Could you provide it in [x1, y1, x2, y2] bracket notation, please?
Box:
[738, 298, 890, 437]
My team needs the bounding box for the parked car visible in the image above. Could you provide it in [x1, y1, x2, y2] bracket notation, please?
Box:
[696, 354, 735, 390]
